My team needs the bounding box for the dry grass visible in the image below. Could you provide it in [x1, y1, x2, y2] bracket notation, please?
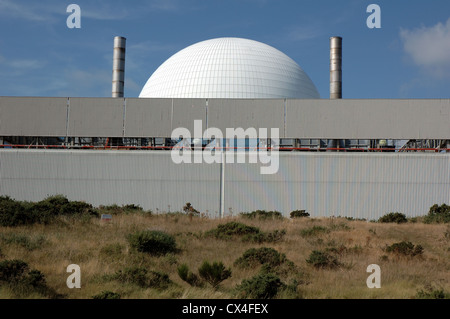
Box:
[0, 213, 449, 299]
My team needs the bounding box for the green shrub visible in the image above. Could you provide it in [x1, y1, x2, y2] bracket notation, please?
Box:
[0, 259, 29, 283]
[378, 212, 408, 224]
[424, 204, 450, 224]
[290, 210, 310, 218]
[306, 250, 339, 269]
[100, 204, 150, 216]
[113, 267, 172, 289]
[123, 204, 143, 211]
[99, 204, 123, 215]
[234, 247, 288, 269]
[206, 222, 260, 239]
[0, 196, 31, 227]
[344, 216, 367, 221]
[0, 259, 57, 298]
[240, 210, 283, 220]
[236, 272, 285, 299]
[0, 195, 98, 227]
[127, 230, 177, 256]
[92, 290, 121, 299]
[177, 263, 203, 287]
[198, 261, 231, 289]
[205, 222, 285, 243]
[21, 269, 47, 289]
[300, 226, 329, 237]
[31, 195, 90, 223]
[385, 241, 423, 257]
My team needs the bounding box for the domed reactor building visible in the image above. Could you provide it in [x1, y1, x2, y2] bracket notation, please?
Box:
[139, 37, 320, 99]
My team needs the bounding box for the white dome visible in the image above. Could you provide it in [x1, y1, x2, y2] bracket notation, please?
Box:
[139, 37, 320, 99]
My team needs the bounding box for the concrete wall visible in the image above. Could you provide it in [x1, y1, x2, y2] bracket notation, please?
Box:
[1, 97, 449, 139]
[1, 149, 448, 219]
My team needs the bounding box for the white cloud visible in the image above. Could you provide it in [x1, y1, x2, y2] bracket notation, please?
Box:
[0, 0, 60, 22]
[8, 59, 45, 70]
[286, 25, 323, 42]
[400, 18, 450, 78]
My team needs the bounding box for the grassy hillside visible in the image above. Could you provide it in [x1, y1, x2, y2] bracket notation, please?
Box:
[0, 197, 449, 299]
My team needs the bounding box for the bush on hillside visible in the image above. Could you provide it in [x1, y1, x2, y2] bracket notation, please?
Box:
[306, 250, 340, 269]
[240, 210, 283, 220]
[205, 222, 285, 243]
[424, 204, 450, 224]
[236, 272, 285, 299]
[234, 247, 288, 269]
[113, 266, 172, 289]
[127, 230, 177, 256]
[92, 290, 121, 299]
[177, 263, 203, 287]
[0, 259, 57, 298]
[378, 212, 408, 224]
[0, 195, 98, 227]
[385, 241, 423, 257]
[198, 261, 231, 289]
[290, 210, 310, 218]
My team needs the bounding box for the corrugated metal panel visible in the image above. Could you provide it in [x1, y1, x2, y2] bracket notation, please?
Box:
[1, 97, 450, 139]
[207, 99, 285, 136]
[208, 99, 284, 137]
[285, 99, 450, 139]
[0, 97, 67, 136]
[0, 149, 220, 215]
[67, 98, 124, 137]
[171, 99, 207, 138]
[124, 98, 172, 137]
[1, 150, 448, 219]
[224, 152, 450, 219]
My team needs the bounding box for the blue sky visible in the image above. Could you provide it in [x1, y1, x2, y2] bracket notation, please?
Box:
[0, 0, 449, 99]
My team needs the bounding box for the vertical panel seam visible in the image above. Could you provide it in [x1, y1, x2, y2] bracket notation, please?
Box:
[66, 97, 70, 143]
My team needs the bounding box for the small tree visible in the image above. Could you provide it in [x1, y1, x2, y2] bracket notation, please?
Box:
[177, 263, 203, 287]
[183, 202, 200, 219]
[290, 210, 310, 218]
[424, 204, 450, 224]
[198, 261, 231, 289]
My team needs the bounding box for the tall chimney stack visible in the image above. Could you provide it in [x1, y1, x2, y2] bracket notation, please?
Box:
[329, 36, 342, 99]
[328, 36, 343, 151]
[112, 36, 126, 98]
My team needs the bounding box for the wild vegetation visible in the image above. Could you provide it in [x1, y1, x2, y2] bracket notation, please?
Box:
[0, 195, 449, 299]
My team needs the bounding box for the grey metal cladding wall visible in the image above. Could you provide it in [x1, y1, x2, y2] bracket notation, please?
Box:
[0, 149, 221, 215]
[1, 97, 450, 139]
[223, 152, 450, 219]
[1, 149, 449, 219]
[285, 99, 450, 139]
[68, 98, 124, 137]
[0, 97, 67, 136]
[171, 99, 207, 138]
[124, 98, 172, 137]
[207, 99, 285, 136]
